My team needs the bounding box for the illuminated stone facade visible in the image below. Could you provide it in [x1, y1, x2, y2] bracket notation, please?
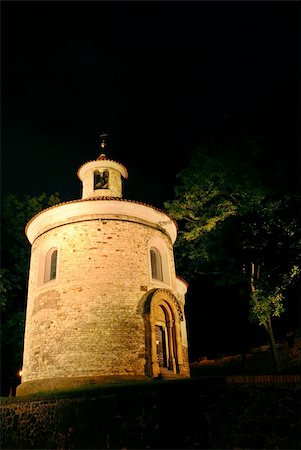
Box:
[17, 151, 190, 395]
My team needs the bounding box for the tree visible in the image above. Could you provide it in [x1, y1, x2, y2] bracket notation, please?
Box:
[165, 138, 300, 372]
[241, 195, 300, 371]
[0, 193, 60, 395]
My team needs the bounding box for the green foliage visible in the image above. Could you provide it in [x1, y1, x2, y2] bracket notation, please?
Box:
[1, 193, 60, 283]
[0, 192, 60, 394]
[0, 268, 21, 312]
[165, 140, 270, 276]
[165, 137, 300, 344]
[250, 287, 286, 326]
[250, 265, 301, 327]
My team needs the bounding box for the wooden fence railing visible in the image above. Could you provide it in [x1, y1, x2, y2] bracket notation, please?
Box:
[226, 374, 300, 384]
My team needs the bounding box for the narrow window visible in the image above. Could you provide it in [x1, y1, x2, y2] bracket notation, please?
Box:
[50, 250, 57, 280]
[150, 247, 163, 281]
[94, 171, 101, 190]
[103, 170, 109, 189]
[44, 248, 58, 282]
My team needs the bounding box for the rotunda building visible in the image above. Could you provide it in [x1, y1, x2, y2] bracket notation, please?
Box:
[17, 147, 190, 395]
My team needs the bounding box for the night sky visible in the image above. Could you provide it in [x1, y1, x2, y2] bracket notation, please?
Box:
[2, 2, 299, 358]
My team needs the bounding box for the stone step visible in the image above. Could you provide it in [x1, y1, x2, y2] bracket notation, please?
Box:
[159, 368, 181, 379]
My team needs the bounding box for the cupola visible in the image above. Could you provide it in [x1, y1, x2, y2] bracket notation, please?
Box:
[77, 134, 128, 199]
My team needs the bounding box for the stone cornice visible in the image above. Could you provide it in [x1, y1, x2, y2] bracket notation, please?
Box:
[176, 276, 189, 287]
[77, 159, 128, 180]
[26, 198, 178, 244]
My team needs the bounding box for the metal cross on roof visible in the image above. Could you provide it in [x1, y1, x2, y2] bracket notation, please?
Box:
[99, 132, 108, 151]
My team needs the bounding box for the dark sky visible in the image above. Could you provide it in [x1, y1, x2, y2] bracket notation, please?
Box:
[2, 1, 299, 208]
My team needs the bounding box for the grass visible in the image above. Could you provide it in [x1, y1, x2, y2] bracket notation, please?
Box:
[0, 376, 190, 404]
[191, 335, 301, 377]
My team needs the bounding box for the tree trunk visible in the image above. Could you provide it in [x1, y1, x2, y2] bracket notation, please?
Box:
[250, 262, 281, 373]
[264, 317, 281, 373]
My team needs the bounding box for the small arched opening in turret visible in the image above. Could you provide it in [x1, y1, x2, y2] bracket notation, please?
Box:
[94, 170, 109, 190]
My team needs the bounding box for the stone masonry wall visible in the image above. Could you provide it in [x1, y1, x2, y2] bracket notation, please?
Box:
[2, 382, 300, 449]
[22, 215, 187, 386]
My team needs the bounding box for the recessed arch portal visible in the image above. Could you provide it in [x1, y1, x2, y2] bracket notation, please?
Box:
[144, 289, 185, 379]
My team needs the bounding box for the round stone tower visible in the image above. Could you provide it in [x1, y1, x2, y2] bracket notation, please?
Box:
[17, 142, 190, 395]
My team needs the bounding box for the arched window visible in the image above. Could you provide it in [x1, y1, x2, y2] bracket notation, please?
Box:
[44, 248, 58, 282]
[150, 247, 163, 281]
[94, 171, 101, 190]
[94, 170, 109, 190]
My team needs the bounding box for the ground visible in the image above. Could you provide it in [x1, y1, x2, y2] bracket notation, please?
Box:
[190, 331, 301, 377]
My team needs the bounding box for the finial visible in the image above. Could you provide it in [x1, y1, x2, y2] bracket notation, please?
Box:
[99, 132, 108, 151]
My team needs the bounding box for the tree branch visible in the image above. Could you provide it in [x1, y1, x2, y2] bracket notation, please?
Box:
[250, 261, 256, 293]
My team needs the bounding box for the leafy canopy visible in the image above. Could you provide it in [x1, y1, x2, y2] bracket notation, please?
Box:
[0, 192, 60, 393]
[165, 138, 300, 326]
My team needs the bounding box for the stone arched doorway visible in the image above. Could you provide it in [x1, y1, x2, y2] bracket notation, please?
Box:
[144, 289, 185, 378]
[154, 303, 176, 373]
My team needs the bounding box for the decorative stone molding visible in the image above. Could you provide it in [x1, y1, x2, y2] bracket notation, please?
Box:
[143, 289, 186, 378]
[26, 199, 177, 244]
[150, 288, 184, 321]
